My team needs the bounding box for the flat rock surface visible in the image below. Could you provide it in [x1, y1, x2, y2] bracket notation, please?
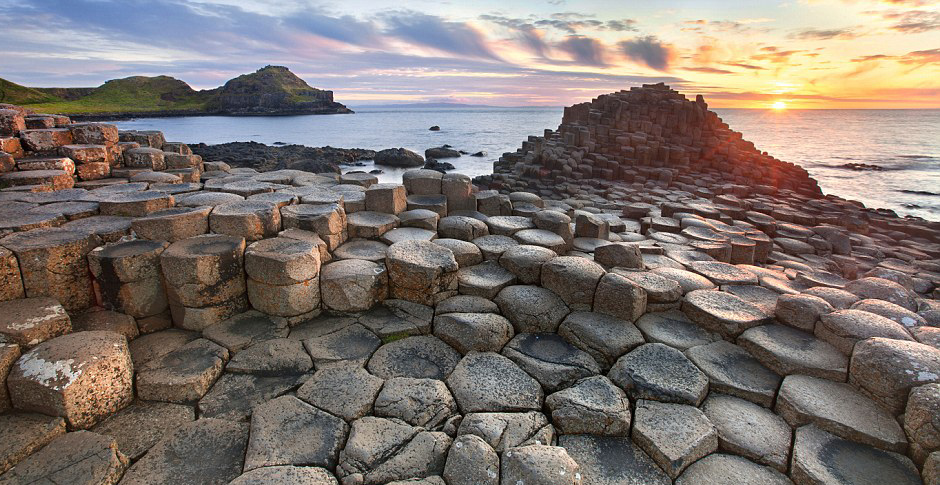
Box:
[609, 343, 708, 406]
[367, 335, 461, 380]
[447, 351, 544, 413]
[685, 341, 781, 407]
[791, 425, 921, 485]
[703, 394, 792, 471]
[502, 333, 601, 392]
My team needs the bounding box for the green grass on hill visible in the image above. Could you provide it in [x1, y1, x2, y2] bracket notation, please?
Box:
[21, 76, 216, 114]
[0, 78, 61, 105]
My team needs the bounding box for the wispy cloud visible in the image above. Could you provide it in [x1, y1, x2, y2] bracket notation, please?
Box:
[557, 35, 608, 66]
[382, 11, 500, 60]
[619, 36, 676, 71]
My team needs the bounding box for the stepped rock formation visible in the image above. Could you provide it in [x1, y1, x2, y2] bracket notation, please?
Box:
[0, 92, 938, 485]
[206, 66, 351, 115]
[489, 83, 819, 196]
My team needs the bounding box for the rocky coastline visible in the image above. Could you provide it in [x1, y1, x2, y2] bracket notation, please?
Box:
[0, 85, 938, 485]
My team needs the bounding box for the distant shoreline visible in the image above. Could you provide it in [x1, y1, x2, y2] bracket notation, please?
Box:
[69, 108, 354, 122]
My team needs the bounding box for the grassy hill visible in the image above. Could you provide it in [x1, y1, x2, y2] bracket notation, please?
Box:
[0, 78, 61, 105]
[21, 76, 216, 114]
[2, 66, 350, 116]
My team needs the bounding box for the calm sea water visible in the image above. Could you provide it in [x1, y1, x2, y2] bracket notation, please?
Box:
[114, 107, 940, 221]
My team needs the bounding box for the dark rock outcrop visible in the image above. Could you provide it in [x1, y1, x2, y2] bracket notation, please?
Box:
[425, 146, 461, 159]
[374, 148, 425, 167]
[205, 66, 351, 115]
[190, 142, 374, 173]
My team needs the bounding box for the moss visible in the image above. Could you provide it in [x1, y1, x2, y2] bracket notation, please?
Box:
[381, 332, 412, 344]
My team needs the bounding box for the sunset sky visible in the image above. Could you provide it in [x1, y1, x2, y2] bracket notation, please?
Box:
[2, 0, 938, 108]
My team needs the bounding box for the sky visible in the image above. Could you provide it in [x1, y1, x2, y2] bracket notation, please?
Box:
[1, 0, 938, 108]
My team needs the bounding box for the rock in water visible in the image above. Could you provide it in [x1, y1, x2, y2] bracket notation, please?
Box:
[374, 148, 425, 167]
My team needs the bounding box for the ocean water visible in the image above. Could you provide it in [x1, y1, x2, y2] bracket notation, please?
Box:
[113, 107, 940, 221]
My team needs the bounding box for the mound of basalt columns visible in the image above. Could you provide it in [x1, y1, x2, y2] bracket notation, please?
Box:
[0, 98, 938, 485]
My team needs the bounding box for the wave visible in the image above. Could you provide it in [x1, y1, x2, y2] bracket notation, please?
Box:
[900, 189, 940, 197]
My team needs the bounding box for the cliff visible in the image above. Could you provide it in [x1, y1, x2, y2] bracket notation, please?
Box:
[1, 66, 351, 118]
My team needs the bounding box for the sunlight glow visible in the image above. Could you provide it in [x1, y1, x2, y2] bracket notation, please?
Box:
[772, 101, 787, 110]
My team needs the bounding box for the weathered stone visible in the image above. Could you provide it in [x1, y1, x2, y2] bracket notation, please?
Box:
[844, 277, 917, 312]
[375, 377, 458, 428]
[0, 297, 70, 348]
[702, 394, 792, 471]
[227, 338, 313, 375]
[210, 200, 281, 241]
[443, 434, 499, 485]
[546, 375, 631, 436]
[90, 401, 195, 460]
[594, 242, 644, 270]
[457, 261, 516, 298]
[334, 239, 389, 262]
[365, 183, 407, 215]
[905, 383, 940, 464]
[297, 363, 384, 421]
[245, 395, 348, 471]
[301, 322, 381, 368]
[632, 400, 718, 479]
[541, 256, 606, 310]
[791, 424, 921, 485]
[675, 454, 792, 485]
[71, 310, 139, 339]
[803, 286, 860, 309]
[368, 335, 461, 380]
[635, 310, 719, 350]
[502, 333, 601, 392]
[229, 466, 339, 485]
[337, 417, 451, 485]
[442, 173, 474, 212]
[775, 293, 833, 332]
[386, 240, 458, 305]
[128, 328, 200, 369]
[739, 324, 848, 381]
[593, 272, 648, 323]
[438, 216, 488, 241]
[849, 338, 940, 415]
[495, 285, 570, 333]
[358, 299, 433, 339]
[320, 259, 388, 313]
[853, 298, 928, 329]
[816, 309, 914, 355]
[685, 341, 781, 407]
[433, 312, 514, 354]
[197, 373, 301, 421]
[202, 310, 289, 352]
[558, 311, 644, 371]
[348, 211, 399, 239]
[498, 244, 556, 284]
[447, 351, 544, 413]
[682, 289, 769, 338]
[500, 445, 582, 485]
[777, 374, 906, 454]
[558, 434, 671, 485]
[8, 331, 132, 430]
[457, 411, 552, 452]
[609, 343, 708, 406]
[0, 228, 99, 311]
[118, 418, 248, 485]
[435, 295, 499, 314]
[432, 238, 482, 267]
[513, 228, 568, 253]
[99, 191, 174, 217]
[0, 431, 127, 485]
[136, 338, 229, 403]
[0, 413, 66, 475]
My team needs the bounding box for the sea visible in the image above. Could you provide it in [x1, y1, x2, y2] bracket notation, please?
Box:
[113, 107, 940, 221]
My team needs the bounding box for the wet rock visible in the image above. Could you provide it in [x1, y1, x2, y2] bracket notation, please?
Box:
[119, 418, 248, 485]
[502, 333, 601, 392]
[245, 395, 348, 470]
[685, 341, 781, 407]
[558, 434, 671, 485]
[368, 335, 461, 380]
[791, 425, 921, 485]
[609, 343, 708, 406]
[197, 373, 301, 421]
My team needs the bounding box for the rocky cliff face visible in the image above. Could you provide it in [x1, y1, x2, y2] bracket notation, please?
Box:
[206, 66, 351, 115]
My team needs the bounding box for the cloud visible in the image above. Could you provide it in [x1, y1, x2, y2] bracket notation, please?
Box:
[619, 36, 676, 71]
[852, 48, 940, 65]
[789, 28, 860, 40]
[723, 62, 767, 70]
[682, 66, 734, 74]
[880, 10, 940, 33]
[681, 19, 774, 34]
[557, 35, 608, 66]
[382, 11, 501, 60]
[285, 13, 383, 47]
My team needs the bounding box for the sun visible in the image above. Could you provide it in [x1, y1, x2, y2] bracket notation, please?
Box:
[771, 101, 787, 110]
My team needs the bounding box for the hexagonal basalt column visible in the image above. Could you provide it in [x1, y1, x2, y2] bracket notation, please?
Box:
[210, 200, 281, 241]
[7, 331, 133, 429]
[88, 239, 170, 320]
[160, 234, 248, 330]
[319, 259, 388, 313]
[386, 240, 459, 306]
[245, 236, 321, 321]
[0, 228, 100, 311]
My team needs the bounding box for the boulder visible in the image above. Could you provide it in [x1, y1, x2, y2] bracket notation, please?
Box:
[632, 399, 718, 479]
[375, 148, 425, 167]
[609, 342, 708, 406]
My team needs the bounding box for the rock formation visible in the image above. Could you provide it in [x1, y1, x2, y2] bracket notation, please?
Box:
[0, 92, 938, 485]
[205, 66, 351, 115]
